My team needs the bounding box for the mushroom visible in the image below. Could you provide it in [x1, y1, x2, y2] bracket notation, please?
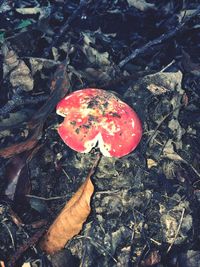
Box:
[56, 88, 142, 158]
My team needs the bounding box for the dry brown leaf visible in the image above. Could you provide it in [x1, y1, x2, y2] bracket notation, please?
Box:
[3, 44, 34, 91]
[40, 156, 99, 254]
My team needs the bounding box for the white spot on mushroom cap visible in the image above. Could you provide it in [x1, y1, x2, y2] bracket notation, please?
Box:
[131, 119, 135, 129]
[65, 94, 74, 100]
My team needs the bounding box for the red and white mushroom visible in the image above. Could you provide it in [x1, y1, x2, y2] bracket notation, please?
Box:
[56, 88, 142, 158]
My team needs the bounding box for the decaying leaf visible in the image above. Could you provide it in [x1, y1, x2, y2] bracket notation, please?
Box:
[0, 61, 69, 158]
[0, 123, 42, 158]
[127, 0, 155, 11]
[4, 153, 31, 201]
[40, 175, 94, 254]
[40, 155, 100, 254]
[2, 44, 34, 91]
[82, 31, 110, 65]
[146, 83, 168, 95]
[142, 71, 183, 94]
[16, 6, 51, 20]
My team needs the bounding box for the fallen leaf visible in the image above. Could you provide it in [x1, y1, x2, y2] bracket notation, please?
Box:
[2, 44, 34, 91]
[82, 31, 110, 65]
[0, 123, 42, 158]
[4, 153, 31, 201]
[127, 0, 155, 11]
[40, 155, 100, 254]
[16, 7, 50, 18]
[0, 61, 70, 158]
[40, 176, 94, 254]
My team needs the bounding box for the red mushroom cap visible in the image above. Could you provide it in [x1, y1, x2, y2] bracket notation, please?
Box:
[56, 88, 142, 157]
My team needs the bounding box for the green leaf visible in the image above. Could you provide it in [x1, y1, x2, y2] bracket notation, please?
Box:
[0, 32, 5, 43]
[15, 19, 32, 30]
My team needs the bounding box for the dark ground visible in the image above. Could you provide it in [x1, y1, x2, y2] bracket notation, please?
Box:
[0, 1, 200, 267]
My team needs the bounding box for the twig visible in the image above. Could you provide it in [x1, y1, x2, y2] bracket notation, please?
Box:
[119, 7, 200, 68]
[75, 235, 118, 263]
[26, 194, 67, 201]
[1, 221, 15, 249]
[160, 60, 175, 72]
[0, 87, 48, 116]
[145, 103, 185, 146]
[167, 208, 185, 253]
[23, 56, 61, 65]
[176, 156, 200, 180]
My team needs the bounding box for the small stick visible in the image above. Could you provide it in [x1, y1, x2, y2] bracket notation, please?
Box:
[0, 94, 48, 116]
[119, 7, 200, 68]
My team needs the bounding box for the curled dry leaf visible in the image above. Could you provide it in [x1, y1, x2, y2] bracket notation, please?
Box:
[40, 155, 100, 254]
[3, 44, 34, 91]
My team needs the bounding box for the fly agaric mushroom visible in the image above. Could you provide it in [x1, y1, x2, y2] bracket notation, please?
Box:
[56, 88, 142, 158]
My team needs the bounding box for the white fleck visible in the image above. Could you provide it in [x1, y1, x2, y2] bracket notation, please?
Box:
[65, 94, 74, 100]
[131, 119, 135, 129]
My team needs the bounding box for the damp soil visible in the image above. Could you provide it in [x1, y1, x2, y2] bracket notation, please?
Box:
[0, 1, 200, 267]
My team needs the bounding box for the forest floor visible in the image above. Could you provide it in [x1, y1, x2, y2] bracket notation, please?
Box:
[0, 1, 200, 267]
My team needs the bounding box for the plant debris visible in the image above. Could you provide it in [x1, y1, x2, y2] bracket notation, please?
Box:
[0, 1, 200, 267]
